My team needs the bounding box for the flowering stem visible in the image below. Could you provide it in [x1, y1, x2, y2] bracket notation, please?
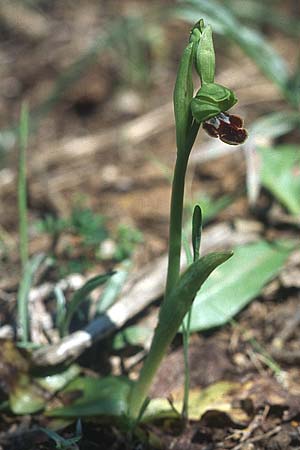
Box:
[127, 121, 200, 420]
[127, 19, 241, 423]
[165, 121, 200, 299]
[165, 152, 188, 297]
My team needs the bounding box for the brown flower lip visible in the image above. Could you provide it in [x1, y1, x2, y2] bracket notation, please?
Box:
[202, 112, 248, 145]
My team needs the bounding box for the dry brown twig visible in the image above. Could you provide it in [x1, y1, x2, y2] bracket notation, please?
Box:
[32, 223, 259, 366]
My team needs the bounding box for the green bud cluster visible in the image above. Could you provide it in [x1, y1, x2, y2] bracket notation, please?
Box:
[173, 19, 238, 154]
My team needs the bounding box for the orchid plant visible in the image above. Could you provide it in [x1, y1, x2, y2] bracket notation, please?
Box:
[127, 20, 247, 421]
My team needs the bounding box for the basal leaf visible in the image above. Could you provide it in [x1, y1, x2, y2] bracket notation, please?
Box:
[258, 145, 300, 215]
[10, 374, 46, 415]
[47, 376, 132, 418]
[141, 381, 244, 423]
[189, 240, 293, 331]
[113, 325, 152, 351]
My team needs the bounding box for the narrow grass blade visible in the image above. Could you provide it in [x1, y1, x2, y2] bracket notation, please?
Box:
[245, 112, 300, 206]
[39, 428, 81, 449]
[96, 260, 131, 314]
[251, 111, 300, 140]
[17, 253, 45, 343]
[62, 272, 114, 336]
[54, 286, 67, 337]
[226, 0, 300, 37]
[18, 103, 29, 271]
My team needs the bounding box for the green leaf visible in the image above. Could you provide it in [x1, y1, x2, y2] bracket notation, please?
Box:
[114, 225, 143, 261]
[10, 374, 47, 415]
[62, 272, 114, 336]
[161, 251, 233, 327]
[127, 251, 232, 417]
[47, 376, 133, 418]
[192, 204, 202, 261]
[113, 325, 153, 351]
[258, 145, 300, 215]
[188, 240, 293, 331]
[96, 260, 131, 314]
[251, 112, 300, 140]
[71, 207, 107, 246]
[35, 365, 81, 393]
[199, 194, 234, 223]
[186, 194, 233, 227]
[0, 341, 81, 415]
[142, 381, 239, 422]
[39, 427, 81, 450]
[226, 0, 300, 37]
[54, 286, 67, 337]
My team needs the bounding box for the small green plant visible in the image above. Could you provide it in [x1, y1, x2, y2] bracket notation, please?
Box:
[40, 420, 82, 450]
[36, 207, 107, 248]
[17, 103, 46, 345]
[36, 208, 142, 274]
[114, 224, 143, 261]
[126, 19, 246, 421]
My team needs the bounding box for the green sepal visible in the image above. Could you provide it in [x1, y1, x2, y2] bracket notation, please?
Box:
[196, 25, 215, 84]
[173, 41, 194, 153]
[189, 19, 203, 44]
[191, 82, 237, 123]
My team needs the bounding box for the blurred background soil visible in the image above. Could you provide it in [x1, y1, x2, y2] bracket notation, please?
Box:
[0, 0, 297, 273]
[0, 1, 300, 449]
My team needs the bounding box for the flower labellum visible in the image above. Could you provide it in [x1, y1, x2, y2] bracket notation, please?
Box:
[202, 112, 248, 145]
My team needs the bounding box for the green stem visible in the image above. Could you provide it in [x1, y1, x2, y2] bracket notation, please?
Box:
[165, 151, 189, 298]
[127, 152, 188, 419]
[165, 121, 200, 298]
[127, 121, 200, 419]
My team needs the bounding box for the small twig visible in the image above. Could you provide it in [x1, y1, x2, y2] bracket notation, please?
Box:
[270, 348, 300, 365]
[273, 305, 300, 347]
[32, 223, 258, 366]
[230, 425, 281, 450]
